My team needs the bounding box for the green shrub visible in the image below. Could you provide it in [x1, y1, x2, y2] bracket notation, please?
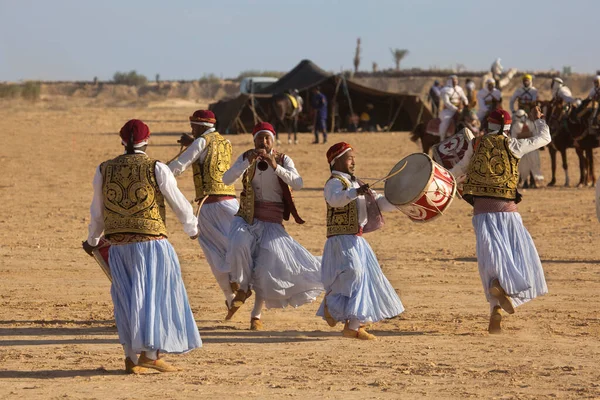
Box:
[198, 73, 220, 84]
[0, 84, 21, 98]
[113, 70, 148, 86]
[21, 81, 41, 101]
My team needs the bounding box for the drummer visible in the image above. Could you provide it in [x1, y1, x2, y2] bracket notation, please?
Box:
[316, 142, 405, 340]
[450, 107, 550, 334]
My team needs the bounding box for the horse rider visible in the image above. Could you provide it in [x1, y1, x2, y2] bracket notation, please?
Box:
[427, 80, 441, 117]
[579, 76, 600, 129]
[491, 58, 503, 88]
[551, 77, 577, 108]
[476, 78, 502, 122]
[439, 75, 469, 140]
[465, 78, 477, 109]
[510, 74, 538, 115]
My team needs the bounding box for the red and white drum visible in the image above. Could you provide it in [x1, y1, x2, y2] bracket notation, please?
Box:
[384, 153, 457, 222]
[432, 127, 474, 170]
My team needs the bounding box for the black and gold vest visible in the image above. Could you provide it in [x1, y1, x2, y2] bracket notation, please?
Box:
[101, 153, 168, 237]
[236, 153, 304, 225]
[192, 132, 236, 200]
[462, 134, 520, 202]
[326, 175, 360, 237]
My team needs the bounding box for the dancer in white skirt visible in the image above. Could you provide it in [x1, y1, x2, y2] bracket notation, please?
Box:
[451, 107, 550, 334]
[222, 122, 323, 330]
[316, 142, 404, 340]
[168, 110, 243, 320]
[84, 119, 201, 373]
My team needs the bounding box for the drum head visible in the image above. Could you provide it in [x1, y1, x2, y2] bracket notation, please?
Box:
[384, 153, 433, 205]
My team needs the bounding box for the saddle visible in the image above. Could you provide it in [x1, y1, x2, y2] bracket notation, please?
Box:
[286, 93, 299, 110]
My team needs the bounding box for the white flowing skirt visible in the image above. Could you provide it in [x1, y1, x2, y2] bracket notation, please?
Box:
[473, 212, 548, 308]
[109, 239, 202, 354]
[197, 199, 238, 275]
[227, 216, 324, 309]
[316, 235, 404, 323]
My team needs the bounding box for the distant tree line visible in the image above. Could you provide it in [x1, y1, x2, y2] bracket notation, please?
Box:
[0, 81, 41, 101]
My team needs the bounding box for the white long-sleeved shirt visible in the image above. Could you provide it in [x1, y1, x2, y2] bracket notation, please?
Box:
[587, 87, 600, 101]
[450, 119, 551, 177]
[87, 150, 198, 246]
[510, 86, 538, 112]
[476, 88, 502, 112]
[168, 128, 221, 176]
[441, 85, 468, 112]
[222, 151, 303, 203]
[324, 171, 396, 228]
[553, 86, 576, 104]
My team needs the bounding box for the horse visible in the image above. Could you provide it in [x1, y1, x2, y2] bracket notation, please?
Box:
[540, 100, 597, 187]
[410, 107, 477, 155]
[268, 92, 302, 144]
[564, 106, 598, 186]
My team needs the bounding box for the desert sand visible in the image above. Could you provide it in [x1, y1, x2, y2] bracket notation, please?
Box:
[1, 101, 599, 399]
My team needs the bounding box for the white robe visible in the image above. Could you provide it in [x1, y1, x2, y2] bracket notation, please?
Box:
[510, 86, 538, 113]
[439, 85, 468, 139]
[476, 88, 502, 121]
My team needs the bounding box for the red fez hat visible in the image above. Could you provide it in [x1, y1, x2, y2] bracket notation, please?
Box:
[119, 119, 150, 147]
[252, 122, 276, 138]
[487, 109, 512, 132]
[327, 142, 352, 165]
[189, 110, 216, 126]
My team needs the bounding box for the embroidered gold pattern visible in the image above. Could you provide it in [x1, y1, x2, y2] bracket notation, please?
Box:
[326, 175, 359, 237]
[192, 132, 236, 200]
[462, 135, 520, 200]
[101, 154, 168, 237]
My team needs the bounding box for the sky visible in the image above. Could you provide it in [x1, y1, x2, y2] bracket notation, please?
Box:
[0, 0, 597, 82]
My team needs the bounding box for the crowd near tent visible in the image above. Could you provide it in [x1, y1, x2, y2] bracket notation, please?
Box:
[209, 60, 432, 134]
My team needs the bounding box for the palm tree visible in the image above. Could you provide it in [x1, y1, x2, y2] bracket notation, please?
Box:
[390, 48, 409, 71]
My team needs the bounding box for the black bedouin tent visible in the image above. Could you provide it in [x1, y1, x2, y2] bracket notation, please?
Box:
[209, 60, 432, 134]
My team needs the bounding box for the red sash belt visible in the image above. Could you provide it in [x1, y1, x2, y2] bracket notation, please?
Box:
[254, 201, 285, 224]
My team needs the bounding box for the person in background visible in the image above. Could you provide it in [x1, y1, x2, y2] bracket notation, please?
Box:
[311, 86, 328, 144]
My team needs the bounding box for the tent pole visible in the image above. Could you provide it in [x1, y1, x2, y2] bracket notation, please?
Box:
[331, 76, 342, 133]
[236, 116, 248, 134]
[343, 76, 354, 117]
[249, 94, 258, 125]
[412, 101, 424, 132]
[386, 97, 406, 132]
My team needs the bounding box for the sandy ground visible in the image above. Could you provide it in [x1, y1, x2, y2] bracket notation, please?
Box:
[1, 101, 600, 399]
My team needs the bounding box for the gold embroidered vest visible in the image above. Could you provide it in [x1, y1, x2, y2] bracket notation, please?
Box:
[192, 132, 236, 200]
[462, 134, 520, 201]
[236, 153, 304, 225]
[326, 175, 359, 237]
[101, 153, 168, 237]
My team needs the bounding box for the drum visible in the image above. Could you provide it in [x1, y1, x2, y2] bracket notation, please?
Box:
[431, 128, 474, 169]
[384, 153, 457, 222]
[92, 237, 112, 282]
